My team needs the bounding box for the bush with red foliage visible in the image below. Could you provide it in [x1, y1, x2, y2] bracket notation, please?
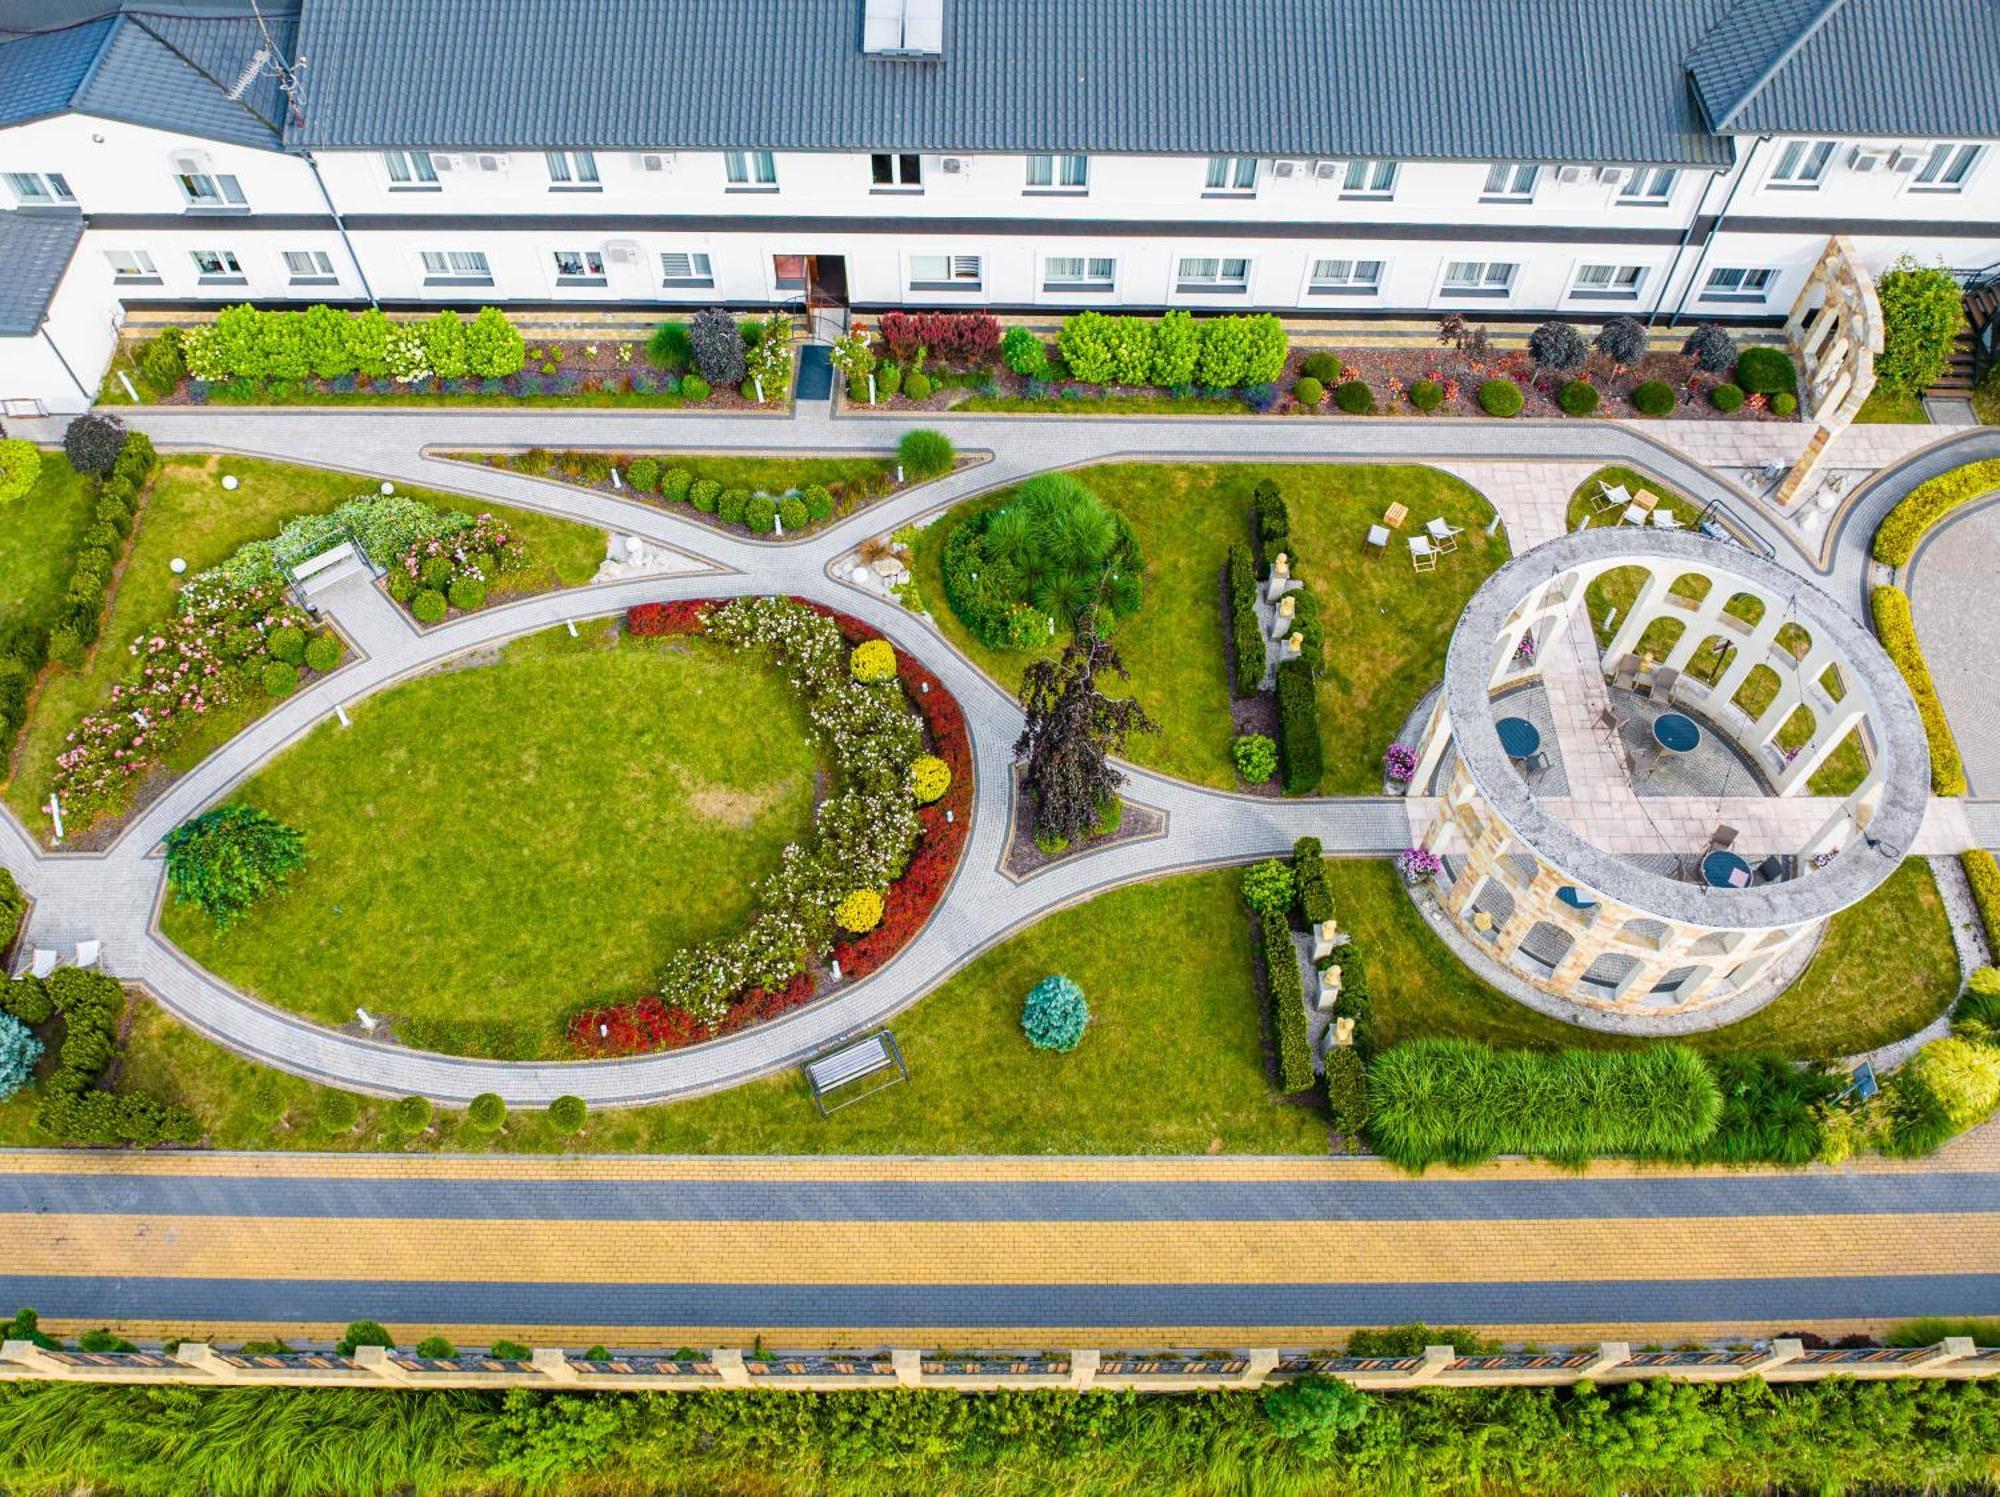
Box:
[627, 599, 714, 636]
[877, 312, 1001, 368]
[567, 995, 712, 1055]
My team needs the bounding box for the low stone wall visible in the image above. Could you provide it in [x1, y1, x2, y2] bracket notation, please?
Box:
[3, 1338, 1992, 1394]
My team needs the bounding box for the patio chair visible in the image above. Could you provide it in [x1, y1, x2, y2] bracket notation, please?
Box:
[1363, 523, 1389, 556]
[1591, 482, 1631, 514]
[1621, 503, 1649, 526]
[27, 949, 57, 979]
[1651, 509, 1684, 530]
[1756, 854, 1785, 884]
[1425, 516, 1463, 553]
[74, 940, 100, 970]
[1649, 666, 1680, 703]
[1408, 534, 1437, 572]
[1707, 825, 1738, 853]
[1595, 706, 1626, 734]
[1612, 655, 1641, 692]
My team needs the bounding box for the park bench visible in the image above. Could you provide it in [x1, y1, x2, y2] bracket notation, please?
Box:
[802, 1030, 908, 1116]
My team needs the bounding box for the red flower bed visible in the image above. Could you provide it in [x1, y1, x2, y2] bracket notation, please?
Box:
[627, 599, 714, 636]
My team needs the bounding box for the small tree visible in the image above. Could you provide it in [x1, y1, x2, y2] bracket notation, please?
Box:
[687, 307, 747, 388]
[1014, 620, 1158, 845]
[547, 1095, 588, 1133]
[163, 804, 307, 929]
[0, 1013, 42, 1102]
[1594, 315, 1648, 368]
[466, 1092, 508, 1132]
[1527, 320, 1587, 370]
[1021, 974, 1089, 1052]
[63, 413, 126, 475]
[1263, 1375, 1375, 1461]
[1875, 256, 1966, 395]
[1681, 323, 1738, 374]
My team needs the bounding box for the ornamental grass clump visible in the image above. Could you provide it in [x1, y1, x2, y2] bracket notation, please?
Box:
[163, 804, 307, 929]
[1021, 974, 1089, 1052]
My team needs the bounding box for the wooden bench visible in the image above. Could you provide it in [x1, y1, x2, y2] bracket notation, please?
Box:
[802, 1030, 908, 1116]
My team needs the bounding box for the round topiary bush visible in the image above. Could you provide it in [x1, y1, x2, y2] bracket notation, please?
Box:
[465, 1092, 507, 1132]
[1333, 379, 1374, 414]
[1299, 351, 1341, 384]
[625, 457, 661, 492]
[386, 568, 418, 603]
[680, 374, 711, 402]
[689, 478, 721, 513]
[390, 1095, 432, 1133]
[63, 413, 126, 475]
[414, 1336, 456, 1359]
[318, 1088, 360, 1131]
[1630, 380, 1677, 417]
[1733, 346, 1798, 396]
[260, 660, 300, 696]
[1292, 376, 1325, 406]
[1681, 323, 1738, 374]
[801, 484, 834, 521]
[1772, 391, 1799, 417]
[1240, 857, 1295, 915]
[661, 468, 694, 504]
[303, 633, 341, 673]
[447, 576, 487, 611]
[415, 554, 452, 589]
[778, 495, 808, 531]
[1021, 974, 1089, 1053]
[411, 588, 448, 624]
[744, 494, 778, 533]
[903, 371, 934, 402]
[1231, 733, 1277, 783]
[717, 488, 750, 525]
[546, 1095, 588, 1133]
[265, 624, 306, 664]
[835, 888, 884, 934]
[1408, 379, 1445, 412]
[1557, 379, 1601, 416]
[0, 438, 42, 504]
[910, 754, 951, 803]
[850, 638, 896, 682]
[1478, 378, 1524, 417]
[1709, 382, 1747, 412]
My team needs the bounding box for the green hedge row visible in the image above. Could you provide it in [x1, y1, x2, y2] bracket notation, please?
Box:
[1276, 659, 1321, 793]
[0, 866, 23, 957]
[1260, 910, 1315, 1093]
[0, 968, 197, 1144]
[1056, 310, 1286, 389]
[184, 304, 526, 384]
[1872, 457, 2000, 566]
[1226, 542, 1264, 696]
[1292, 836, 1332, 926]
[1964, 849, 2000, 960]
[1870, 585, 1967, 795]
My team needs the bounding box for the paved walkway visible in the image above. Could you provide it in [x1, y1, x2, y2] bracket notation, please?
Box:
[1908, 496, 2000, 797]
[3, 1144, 1997, 1345]
[1, 408, 1997, 1105]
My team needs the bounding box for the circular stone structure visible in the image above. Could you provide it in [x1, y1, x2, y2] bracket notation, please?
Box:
[1405, 528, 1928, 1017]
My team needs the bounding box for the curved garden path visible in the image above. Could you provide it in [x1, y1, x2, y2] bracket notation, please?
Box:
[3, 405, 1996, 1104]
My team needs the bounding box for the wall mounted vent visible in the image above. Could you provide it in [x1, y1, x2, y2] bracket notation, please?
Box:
[634, 152, 673, 173]
[606, 240, 643, 265]
[1556, 165, 1588, 183]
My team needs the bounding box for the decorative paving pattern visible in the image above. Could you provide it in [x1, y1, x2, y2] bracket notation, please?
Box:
[1908, 497, 2000, 796]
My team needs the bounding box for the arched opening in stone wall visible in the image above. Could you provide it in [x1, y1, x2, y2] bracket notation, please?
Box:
[1686, 632, 1738, 688]
[1733, 663, 1782, 717]
[1724, 591, 1766, 629]
[1586, 565, 1650, 646]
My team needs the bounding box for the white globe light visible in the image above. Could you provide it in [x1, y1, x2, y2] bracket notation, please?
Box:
[169, 557, 187, 574]
[220, 474, 238, 491]
[380, 481, 395, 496]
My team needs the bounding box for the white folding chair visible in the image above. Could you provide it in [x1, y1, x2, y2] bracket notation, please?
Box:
[27, 949, 57, 979]
[74, 940, 101, 970]
[1621, 503, 1648, 526]
[1425, 516, 1462, 553]
[1409, 535, 1437, 573]
[1651, 509, 1684, 530]
[1592, 482, 1631, 514]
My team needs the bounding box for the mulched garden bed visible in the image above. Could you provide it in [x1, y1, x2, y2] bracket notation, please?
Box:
[999, 765, 1167, 880]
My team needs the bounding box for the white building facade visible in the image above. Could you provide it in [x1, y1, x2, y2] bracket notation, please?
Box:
[2, 0, 1998, 411]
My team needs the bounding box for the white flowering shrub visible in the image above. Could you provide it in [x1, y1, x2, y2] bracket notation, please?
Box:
[385, 325, 431, 383]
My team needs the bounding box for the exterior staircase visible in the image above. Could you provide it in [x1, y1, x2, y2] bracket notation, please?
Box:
[1928, 268, 2000, 399]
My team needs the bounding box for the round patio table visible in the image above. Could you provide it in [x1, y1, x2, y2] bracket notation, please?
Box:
[1496, 716, 1541, 760]
[1652, 712, 1701, 754]
[1701, 850, 1753, 889]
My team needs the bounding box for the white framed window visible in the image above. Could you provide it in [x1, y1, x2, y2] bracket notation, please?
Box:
[1768, 138, 1836, 186]
[1910, 142, 1983, 191]
[1571, 263, 1646, 298]
[871, 152, 922, 188]
[419, 249, 493, 282]
[282, 249, 336, 281]
[1341, 160, 1397, 197]
[177, 170, 246, 208]
[724, 150, 777, 187]
[1701, 266, 1779, 301]
[1309, 258, 1383, 293]
[1619, 166, 1678, 202]
[544, 150, 600, 188]
[1176, 256, 1250, 288]
[1026, 154, 1089, 190]
[103, 249, 157, 280]
[1204, 156, 1258, 192]
[382, 150, 439, 187]
[552, 248, 605, 280]
[1481, 162, 1539, 200]
[5, 171, 74, 205]
[1441, 260, 1516, 295]
[1044, 255, 1115, 288]
[659, 250, 714, 286]
[909, 253, 982, 286]
[189, 248, 243, 278]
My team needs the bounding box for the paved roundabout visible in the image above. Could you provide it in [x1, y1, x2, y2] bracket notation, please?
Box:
[3, 406, 1995, 1105]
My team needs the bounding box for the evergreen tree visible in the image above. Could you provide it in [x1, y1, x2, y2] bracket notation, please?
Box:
[1014, 619, 1157, 843]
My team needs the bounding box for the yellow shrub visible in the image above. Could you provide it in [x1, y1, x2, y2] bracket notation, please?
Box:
[835, 888, 884, 934]
[850, 638, 896, 682]
[910, 755, 951, 804]
[1873, 459, 2000, 566]
[1871, 585, 1967, 795]
[1963, 850, 2000, 959]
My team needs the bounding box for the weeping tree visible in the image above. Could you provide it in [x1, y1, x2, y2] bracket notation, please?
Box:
[1015, 618, 1158, 844]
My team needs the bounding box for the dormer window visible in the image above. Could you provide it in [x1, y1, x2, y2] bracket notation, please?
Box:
[863, 0, 942, 56]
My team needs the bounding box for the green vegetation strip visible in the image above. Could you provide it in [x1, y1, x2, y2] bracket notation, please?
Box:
[1870, 585, 1968, 795]
[1872, 458, 2000, 566]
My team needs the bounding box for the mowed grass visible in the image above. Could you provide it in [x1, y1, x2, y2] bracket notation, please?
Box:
[0, 457, 97, 648]
[912, 462, 1503, 793]
[3, 454, 605, 836]
[160, 625, 821, 1060]
[61, 869, 1326, 1155]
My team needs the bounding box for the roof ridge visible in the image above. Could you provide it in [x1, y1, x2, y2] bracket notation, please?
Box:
[62, 10, 122, 110]
[122, 9, 284, 134]
[1708, 0, 1851, 130]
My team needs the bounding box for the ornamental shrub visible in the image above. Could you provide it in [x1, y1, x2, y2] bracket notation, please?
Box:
[546, 1095, 588, 1133]
[1275, 659, 1322, 793]
[1963, 851, 2000, 959]
[465, 1092, 507, 1131]
[335, 1321, 393, 1356]
[1241, 857, 1295, 915]
[1300, 352, 1341, 383]
[801, 484, 834, 520]
[410, 589, 448, 625]
[1557, 379, 1600, 415]
[738, 379, 760, 403]
[1057, 311, 1120, 383]
[260, 660, 300, 696]
[163, 804, 307, 929]
[1333, 379, 1374, 414]
[903, 371, 934, 401]
[1594, 314, 1648, 367]
[414, 1336, 456, 1359]
[1232, 732, 1277, 782]
[417, 310, 470, 379]
[0, 1013, 41, 1102]
[1773, 391, 1799, 416]
[1001, 326, 1051, 379]
[0, 439, 40, 503]
[447, 576, 486, 611]
[1195, 315, 1253, 387]
[1021, 974, 1089, 1052]
[717, 489, 749, 525]
[490, 1340, 532, 1361]
[316, 1088, 360, 1132]
[835, 888, 884, 934]
[1875, 256, 1966, 394]
[1872, 586, 1967, 793]
[385, 568, 418, 603]
[1733, 346, 1797, 396]
[1630, 380, 1677, 416]
[680, 374, 710, 402]
[898, 428, 955, 478]
[1477, 378, 1523, 417]
[416, 554, 454, 589]
[1151, 309, 1200, 386]
[1323, 1046, 1369, 1140]
[1871, 458, 2000, 564]
[910, 755, 951, 803]
[1293, 376, 1325, 406]
[63, 414, 125, 475]
[1709, 382, 1747, 412]
[0, 867, 24, 956]
[688, 307, 747, 387]
[390, 1095, 432, 1133]
[1241, 314, 1288, 385]
[303, 633, 341, 673]
[139, 328, 187, 390]
[1681, 322, 1738, 373]
[1885, 1037, 2000, 1156]
[1408, 378, 1445, 412]
[465, 306, 526, 377]
[1527, 319, 1587, 370]
[778, 495, 808, 531]
[876, 362, 903, 398]
[661, 468, 694, 504]
[850, 638, 896, 682]
[625, 457, 662, 492]
[744, 494, 778, 533]
[265, 624, 306, 664]
[647, 321, 692, 371]
[1261, 912, 1314, 1092]
[689, 478, 721, 513]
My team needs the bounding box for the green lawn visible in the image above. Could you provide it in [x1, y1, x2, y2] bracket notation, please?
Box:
[913, 462, 1504, 793]
[3, 455, 605, 836]
[161, 624, 821, 1059]
[1854, 386, 1931, 424]
[0, 457, 96, 650]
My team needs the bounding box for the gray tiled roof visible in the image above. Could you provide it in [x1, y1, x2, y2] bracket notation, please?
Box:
[0, 6, 295, 149]
[287, 0, 1737, 166]
[0, 211, 85, 335]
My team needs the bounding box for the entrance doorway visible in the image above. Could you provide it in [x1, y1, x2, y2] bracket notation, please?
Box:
[807, 255, 849, 307]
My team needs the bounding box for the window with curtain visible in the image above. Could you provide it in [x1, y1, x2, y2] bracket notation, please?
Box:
[1341, 160, 1397, 195]
[1480, 162, 1538, 198]
[725, 151, 778, 186]
[1026, 154, 1088, 189]
[1204, 156, 1258, 191]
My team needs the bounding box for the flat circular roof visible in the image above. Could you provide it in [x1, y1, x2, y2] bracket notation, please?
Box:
[1442, 529, 1928, 930]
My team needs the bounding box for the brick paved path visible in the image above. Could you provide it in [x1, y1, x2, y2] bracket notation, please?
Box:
[3, 408, 1997, 1104]
[1908, 496, 2000, 796]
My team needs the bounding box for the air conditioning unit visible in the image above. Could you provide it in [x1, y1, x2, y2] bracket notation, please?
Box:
[1889, 148, 1924, 173]
[1847, 145, 1890, 172]
[1556, 164, 1588, 184]
[1312, 159, 1343, 181]
[940, 156, 972, 174]
[431, 154, 457, 172]
[169, 149, 212, 175]
[632, 152, 673, 173]
[605, 240, 643, 266]
[1595, 165, 1627, 184]
[475, 153, 508, 173]
[1271, 158, 1305, 179]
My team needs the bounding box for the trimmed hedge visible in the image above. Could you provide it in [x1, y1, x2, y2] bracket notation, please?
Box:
[1872, 458, 2000, 566]
[1275, 658, 1322, 793]
[1630, 380, 1676, 416]
[1227, 543, 1265, 696]
[1734, 345, 1798, 396]
[1963, 850, 2000, 961]
[1260, 911, 1314, 1093]
[1871, 585, 1967, 794]
[1556, 380, 1599, 416]
[1292, 837, 1332, 926]
[1324, 1046, 1369, 1138]
[0, 968, 198, 1144]
[1476, 378, 1523, 417]
[0, 865, 23, 956]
